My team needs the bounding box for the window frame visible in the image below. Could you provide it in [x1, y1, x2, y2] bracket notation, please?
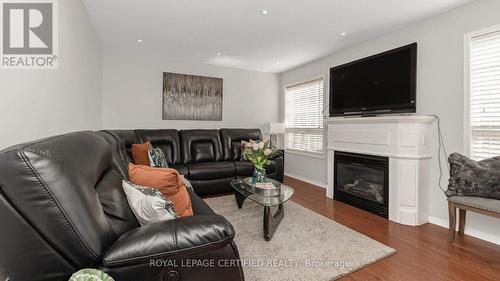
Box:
[464, 24, 500, 159]
[284, 75, 326, 157]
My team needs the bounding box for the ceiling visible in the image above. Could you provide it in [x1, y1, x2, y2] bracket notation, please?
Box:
[83, 0, 473, 73]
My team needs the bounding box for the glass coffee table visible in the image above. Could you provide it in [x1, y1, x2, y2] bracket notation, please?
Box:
[230, 179, 294, 241]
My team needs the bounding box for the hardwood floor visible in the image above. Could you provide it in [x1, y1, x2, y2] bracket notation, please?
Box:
[283, 176, 500, 281]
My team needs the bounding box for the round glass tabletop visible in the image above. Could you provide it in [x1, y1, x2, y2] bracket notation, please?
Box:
[230, 178, 294, 207]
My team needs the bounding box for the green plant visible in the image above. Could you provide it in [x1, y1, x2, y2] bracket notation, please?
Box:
[69, 269, 114, 281]
[242, 140, 279, 171]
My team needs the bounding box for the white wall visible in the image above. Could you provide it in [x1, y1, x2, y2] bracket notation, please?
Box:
[280, 0, 500, 244]
[0, 0, 102, 149]
[102, 54, 280, 131]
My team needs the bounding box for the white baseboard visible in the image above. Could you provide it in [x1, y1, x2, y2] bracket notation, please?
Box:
[284, 172, 327, 189]
[428, 216, 500, 245]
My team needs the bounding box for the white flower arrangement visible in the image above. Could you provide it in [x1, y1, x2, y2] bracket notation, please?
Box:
[242, 140, 279, 171]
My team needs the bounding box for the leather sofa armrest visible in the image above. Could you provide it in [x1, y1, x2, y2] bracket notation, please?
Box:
[103, 215, 235, 267]
[270, 150, 283, 160]
[268, 154, 284, 183]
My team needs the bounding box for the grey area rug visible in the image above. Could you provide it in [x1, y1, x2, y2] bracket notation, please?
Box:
[204, 196, 396, 281]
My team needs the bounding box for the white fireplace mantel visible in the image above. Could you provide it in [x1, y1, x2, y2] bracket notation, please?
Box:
[327, 115, 435, 226]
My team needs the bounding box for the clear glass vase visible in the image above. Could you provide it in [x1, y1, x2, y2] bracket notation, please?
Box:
[252, 168, 267, 183]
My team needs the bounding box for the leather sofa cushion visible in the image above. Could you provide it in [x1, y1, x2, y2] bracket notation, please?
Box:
[103, 214, 235, 267]
[234, 161, 254, 177]
[128, 164, 193, 217]
[105, 130, 140, 163]
[220, 129, 263, 161]
[180, 130, 223, 164]
[189, 178, 233, 196]
[0, 188, 77, 281]
[135, 130, 181, 165]
[97, 131, 130, 180]
[191, 142, 215, 162]
[188, 189, 215, 215]
[131, 142, 152, 166]
[188, 162, 236, 180]
[232, 142, 244, 160]
[96, 170, 139, 235]
[171, 164, 188, 176]
[265, 160, 276, 174]
[0, 132, 118, 266]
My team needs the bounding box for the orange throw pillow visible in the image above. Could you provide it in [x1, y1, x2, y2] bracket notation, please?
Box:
[128, 164, 193, 217]
[131, 141, 152, 166]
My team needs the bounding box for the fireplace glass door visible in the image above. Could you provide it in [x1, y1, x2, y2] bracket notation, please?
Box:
[334, 151, 388, 218]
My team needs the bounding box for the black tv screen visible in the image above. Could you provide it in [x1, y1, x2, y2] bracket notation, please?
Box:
[330, 43, 417, 116]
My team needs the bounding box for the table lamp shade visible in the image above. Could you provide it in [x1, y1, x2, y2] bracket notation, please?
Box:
[268, 123, 285, 134]
[266, 123, 285, 148]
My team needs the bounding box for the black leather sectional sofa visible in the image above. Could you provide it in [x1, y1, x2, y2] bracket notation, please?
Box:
[107, 129, 284, 195]
[0, 128, 284, 281]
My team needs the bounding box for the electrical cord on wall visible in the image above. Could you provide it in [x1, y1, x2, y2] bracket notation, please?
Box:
[322, 105, 329, 119]
[429, 114, 450, 193]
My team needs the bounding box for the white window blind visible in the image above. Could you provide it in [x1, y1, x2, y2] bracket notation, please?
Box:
[285, 78, 324, 154]
[470, 29, 500, 160]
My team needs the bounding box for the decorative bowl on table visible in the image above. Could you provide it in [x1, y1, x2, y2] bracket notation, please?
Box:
[243, 177, 281, 197]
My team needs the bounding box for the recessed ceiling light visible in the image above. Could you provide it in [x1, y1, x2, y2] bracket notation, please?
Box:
[216, 52, 222, 56]
[276, 62, 280, 65]
[137, 39, 142, 43]
[261, 10, 268, 15]
[340, 32, 347, 36]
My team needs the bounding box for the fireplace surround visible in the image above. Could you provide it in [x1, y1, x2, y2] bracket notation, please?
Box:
[334, 151, 389, 218]
[327, 115, 434, 226]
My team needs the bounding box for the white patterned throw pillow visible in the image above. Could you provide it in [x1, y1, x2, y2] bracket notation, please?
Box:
[122, 180, 177, 225]
[181, 175, 193, 191]
[148, 147, 168, 168]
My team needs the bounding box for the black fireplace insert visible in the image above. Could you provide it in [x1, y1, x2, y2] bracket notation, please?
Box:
[334, 151, 389, 218]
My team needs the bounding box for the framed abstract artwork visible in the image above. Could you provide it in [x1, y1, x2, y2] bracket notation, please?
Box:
[162, 72, 223, 120]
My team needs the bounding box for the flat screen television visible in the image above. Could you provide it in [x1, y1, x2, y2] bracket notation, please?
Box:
[329, 43, 417, 116]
